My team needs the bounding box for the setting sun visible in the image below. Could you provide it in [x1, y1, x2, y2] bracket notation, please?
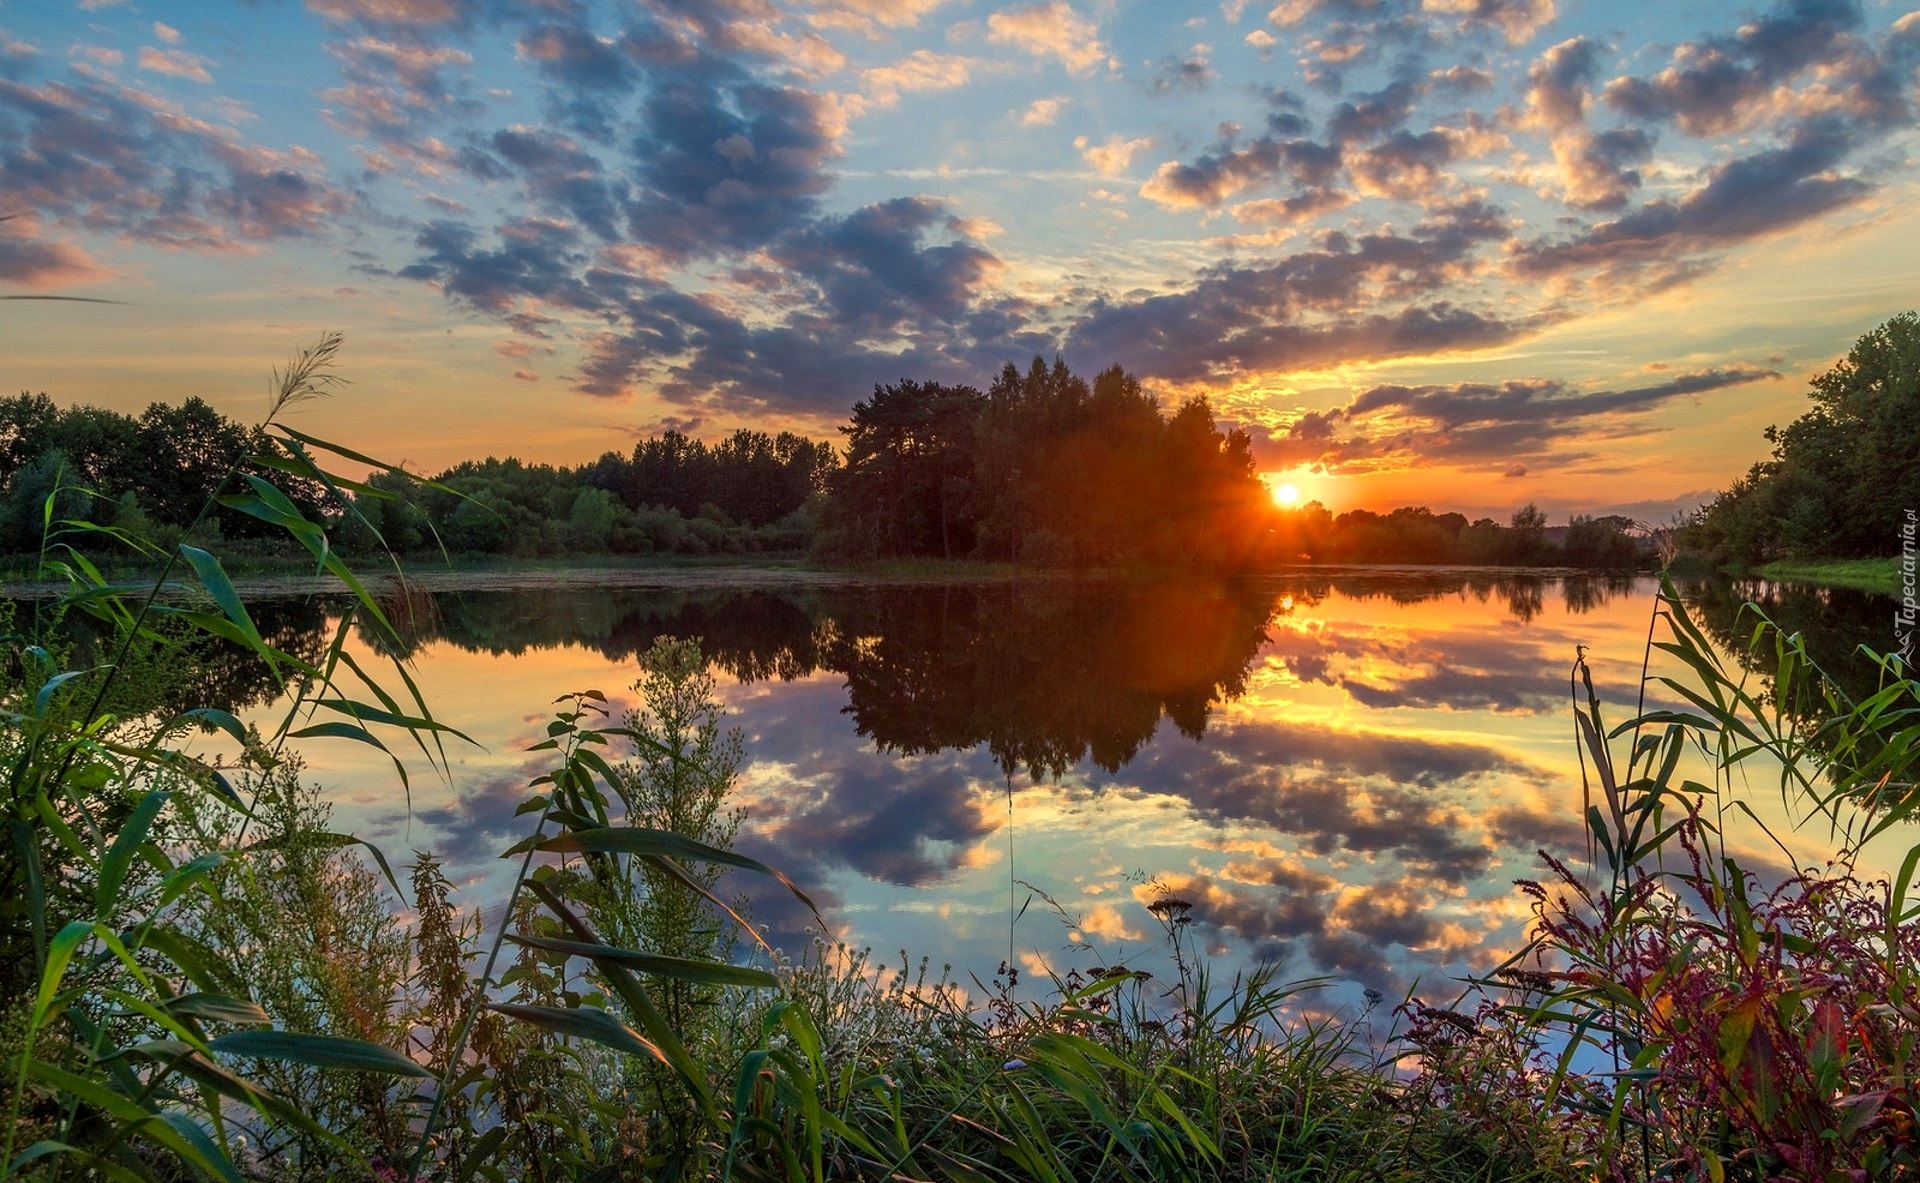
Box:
[1274, 483, 1300, 507]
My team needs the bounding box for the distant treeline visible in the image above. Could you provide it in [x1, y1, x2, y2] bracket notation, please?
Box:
[0, 393, 328, 556]
[0, 388, 835, 560]
[1271, 503, 1646, 568]
[3, 355, 1652, 570]
[351, 430, 836, 558]
[1681, 311, 1918, 565]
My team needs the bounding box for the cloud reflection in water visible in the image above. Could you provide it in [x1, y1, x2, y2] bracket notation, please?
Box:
[239, 570, 1867, 1004]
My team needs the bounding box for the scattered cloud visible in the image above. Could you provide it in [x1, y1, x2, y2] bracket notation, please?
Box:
[1076, 133, 1153, 178]
[1604, 0, 1875, 137]
[862, 50, 974, 107]
[1146, 44, 1215, 93]
[986, 1, 1108, 76]
[801, 0, 951, 37]
[1254, 366, 1780, 473]
[0, 217, 109, 288]
[304, 0, 465, 27]
[0, 74, 354, 249]
[137, 46, 215, 83]
[1020, 96, 1067, 125]
[1421, 0, 1557, 47]
[1509, 122, 1875, 290]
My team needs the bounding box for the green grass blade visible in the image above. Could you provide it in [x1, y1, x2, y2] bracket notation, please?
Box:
[503, 933, 777, 988]
[95, 789, 167, 920]
[208, 1030, 431, 1076]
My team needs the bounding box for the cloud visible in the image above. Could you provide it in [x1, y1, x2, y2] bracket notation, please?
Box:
[1068, 200, 1521, 380]
[986, 1, 1108, 75]
[800, 0, 952, 37]
[516, 22, 634, 99]
[1020, 96, 1066, 125]
[305, 0, 465, 27]
[503, 194, 1019, 406]
[376, 7, 1050, 408]
[1347, 128, 1465, 200]
[0, 218, 108, 288]
[70, 45, 122, 72]
[137, 46, 214, 83]
[861, 50, 974, 107]
[619, 59, 844, 260]
[1076, 133, 1153, 178]
[1139, 133, 1341, 210]
[1228, 188, 1354, 225]
[1523, 37, 1648, 210]
[319, 34, 480, 168]
[740, 753, 1001, 889]
[1509, 121, 1876, 286]
[1146, 44, 1215, 94]
[1254, 366, 1779, 473]
[1603, 0, 1875, 137]
[1265, 0, 1555, 50]
[470, 127, 623, 242]
[773, 196, 1001, 333]
[1261, 619, 1568, 711]
[1421, 0, 1556, 46]
[715, 21, 849, 81]
[1328, 78, 1421, 144]
[0, 75, 355, 249]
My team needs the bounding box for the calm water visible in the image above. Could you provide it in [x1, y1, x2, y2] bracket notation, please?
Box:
[202, 570, 1902, 1011]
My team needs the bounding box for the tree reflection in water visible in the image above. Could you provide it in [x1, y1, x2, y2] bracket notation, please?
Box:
[40, 570, 1886, 997]
[169, 570, 1666, 778]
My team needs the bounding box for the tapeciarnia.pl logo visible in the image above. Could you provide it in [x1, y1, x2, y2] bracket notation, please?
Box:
[1899, 508, 1916, 667]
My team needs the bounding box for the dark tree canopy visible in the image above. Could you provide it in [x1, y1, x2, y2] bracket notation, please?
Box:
[0, 393, 323, 554]
[1687, 311, 1920, 563]
[821, 356, 1273, 570]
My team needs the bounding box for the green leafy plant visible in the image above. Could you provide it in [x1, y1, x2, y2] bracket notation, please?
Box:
[2, 333, 469, 1181]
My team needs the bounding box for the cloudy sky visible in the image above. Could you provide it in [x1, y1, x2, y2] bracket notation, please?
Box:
[3, 0, 1918, 518]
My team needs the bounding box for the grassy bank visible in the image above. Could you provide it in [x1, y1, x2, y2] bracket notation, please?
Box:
[1754, 555, 1901, 593]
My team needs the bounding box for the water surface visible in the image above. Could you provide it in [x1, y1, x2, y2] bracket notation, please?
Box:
[213, 570, 1904, 1011]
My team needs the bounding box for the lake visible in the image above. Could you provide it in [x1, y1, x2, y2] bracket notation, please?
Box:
[204, 568, 1904, 1014]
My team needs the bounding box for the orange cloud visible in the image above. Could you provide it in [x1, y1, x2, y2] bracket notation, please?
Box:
[986, 1, 1107, 75]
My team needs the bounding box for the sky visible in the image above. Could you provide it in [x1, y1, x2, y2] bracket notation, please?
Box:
[2, 0, 1918, 520]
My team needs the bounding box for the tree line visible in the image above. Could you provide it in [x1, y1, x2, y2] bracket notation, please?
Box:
[0, 390, 835, 561]
[818, 357, 1274, 568]
[0, 393, 328, 556]
[2, 354, 1655, 569]
[350, 430, 835, 559]
[1267, 502, 1644, 568]
[1681, 311, 1919, 565]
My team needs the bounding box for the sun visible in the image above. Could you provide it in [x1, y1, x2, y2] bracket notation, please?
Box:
[1272, 482, 1300, 507]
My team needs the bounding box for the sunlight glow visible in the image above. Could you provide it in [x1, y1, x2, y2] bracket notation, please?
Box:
[1274, 483, 1300, 507]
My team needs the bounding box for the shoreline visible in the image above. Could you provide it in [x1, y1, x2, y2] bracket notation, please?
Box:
[8, 553, 1899, 599]
[5, 555, 1663, 600]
